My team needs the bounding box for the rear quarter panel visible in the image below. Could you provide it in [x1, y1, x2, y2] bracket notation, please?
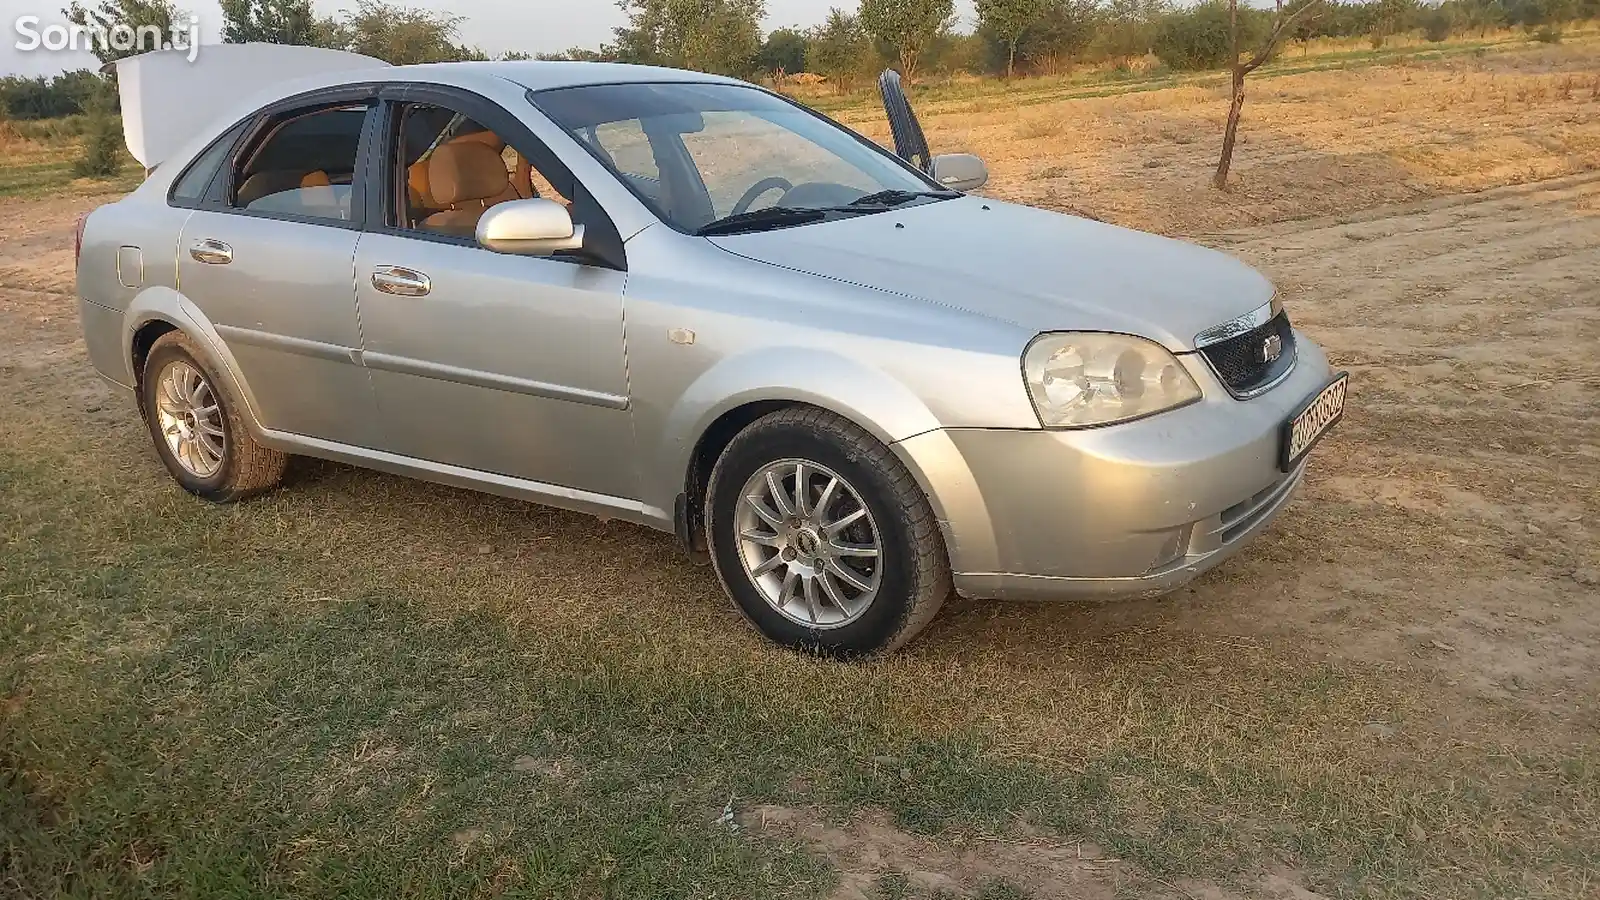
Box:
[77, 189, 193, 386]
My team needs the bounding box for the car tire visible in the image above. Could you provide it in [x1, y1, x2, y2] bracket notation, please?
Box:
[140, 331, 287, 502]
[706, 407, 951, 656]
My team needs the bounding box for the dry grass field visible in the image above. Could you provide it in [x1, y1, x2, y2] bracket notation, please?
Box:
[3, 34, 1598, 900]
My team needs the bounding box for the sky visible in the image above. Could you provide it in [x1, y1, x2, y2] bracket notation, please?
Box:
[2, 0, 980, 77]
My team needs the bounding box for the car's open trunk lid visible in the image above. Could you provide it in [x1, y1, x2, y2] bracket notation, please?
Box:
[106, 43, 387, 169]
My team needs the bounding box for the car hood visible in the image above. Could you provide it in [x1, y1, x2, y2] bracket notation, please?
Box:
[707, 196, 1274, 351]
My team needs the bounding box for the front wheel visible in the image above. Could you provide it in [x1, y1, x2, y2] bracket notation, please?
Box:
[706, 408, 951, 656]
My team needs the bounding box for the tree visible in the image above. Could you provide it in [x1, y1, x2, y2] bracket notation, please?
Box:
[1153, 1, 1261, 70]
[1024, 0, 1098, 72]
[613, 0, 766, 76]
[807, 8, 874, 90]
[1420, 4, 1455, 40]
[1214, 0, 1324, 188]
[72, 79, 122, 178]
[0, 70, 103, 119]
[327, 0, 484, 64]
[219, 0, 339, 45]
[859, 0, 955, 82]
[1369, 0, 1417, 45]
[63, 0, 182, 66]
[537, 46, 622, 62]
[757, 27, 810, 75]
[977, 0, 1046, 77]
[1092, 0, 1168, 62]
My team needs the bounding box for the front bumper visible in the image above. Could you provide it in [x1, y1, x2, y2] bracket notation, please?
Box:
[892, 332, 1333, 601]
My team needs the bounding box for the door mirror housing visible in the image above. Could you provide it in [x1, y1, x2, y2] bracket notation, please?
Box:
[930, 153, 989, 192]
[476, 198, 586, 256]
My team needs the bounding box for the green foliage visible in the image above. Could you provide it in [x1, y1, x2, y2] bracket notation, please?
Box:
[71, 88, 123, 179]
[1091, 0, 1169, 60]
[976, 0, 1100, 74]
[1371, 0, 1420, 40]
[613, 0, 767, 76]
[537, 46, 623, 62]
[1152, 0, 1263, 70]
[859, 0, 955, 80]
[1025, 0, 1101, 68]
[220, 0, 484, 61]
[807, 8, 876, 88]
[1505, 0, 1579, 28]
[219, 0, 340, 45]
[976, 0, 1048, 75]
[934, 30, 988, 73]
[0, 70, 105, 121]
[1421, 4, 1457, 40]
[62, 0, 181, 66]
[757, 27, 811, 74]
[325, 0, 484, 63]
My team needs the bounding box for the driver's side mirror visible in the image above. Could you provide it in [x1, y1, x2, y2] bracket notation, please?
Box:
[930, 153, 989, 193]
[476, 198, 586, 256]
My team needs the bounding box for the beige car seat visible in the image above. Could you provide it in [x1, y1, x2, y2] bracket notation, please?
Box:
[421, 141, 513, 235]
[407, 130, 534, 223]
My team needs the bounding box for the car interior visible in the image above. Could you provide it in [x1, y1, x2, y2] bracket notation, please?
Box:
[397, 105, 566, 238]
[233, 105, 367, 219]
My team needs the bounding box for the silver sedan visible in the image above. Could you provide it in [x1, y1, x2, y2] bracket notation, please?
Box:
[76, 50, 1347, 655]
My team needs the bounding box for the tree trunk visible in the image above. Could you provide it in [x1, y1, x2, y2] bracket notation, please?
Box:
[1214, 66, 1246, 189]
[1007, 41, 1017, 79]
[900, 47, 918, 83]
[1214, 0, 1245, 190]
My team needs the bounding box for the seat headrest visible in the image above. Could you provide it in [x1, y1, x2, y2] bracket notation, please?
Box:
[427, 141, 509, 206]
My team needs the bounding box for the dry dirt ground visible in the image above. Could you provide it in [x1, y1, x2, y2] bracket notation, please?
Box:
[2, 43, 1598, 899]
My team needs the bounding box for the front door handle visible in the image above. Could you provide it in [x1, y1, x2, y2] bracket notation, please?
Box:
[189, 238, 233, 265]
[371, 265, 431, 297]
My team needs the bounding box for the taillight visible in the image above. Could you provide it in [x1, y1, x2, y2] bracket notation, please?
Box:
[74, 212, 89, 265]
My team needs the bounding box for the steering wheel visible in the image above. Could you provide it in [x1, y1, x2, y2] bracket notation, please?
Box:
[731, 177, 794, 216]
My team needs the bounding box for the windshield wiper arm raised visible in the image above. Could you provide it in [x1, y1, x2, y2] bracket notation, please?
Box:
[695, 206, 827, 236]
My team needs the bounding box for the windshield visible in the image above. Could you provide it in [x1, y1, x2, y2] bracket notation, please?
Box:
[532, 82, 944, 234]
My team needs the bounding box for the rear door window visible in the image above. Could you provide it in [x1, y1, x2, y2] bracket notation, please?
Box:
[231, 105, 370, 221]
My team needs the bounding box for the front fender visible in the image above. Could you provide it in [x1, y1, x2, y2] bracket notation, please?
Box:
[649, 346, 944, 510]
[122, 287, 269, 437]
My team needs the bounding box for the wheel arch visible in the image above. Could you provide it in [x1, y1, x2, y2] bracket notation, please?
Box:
[665, 348, 946, 555]
[122, 288, 267, 436]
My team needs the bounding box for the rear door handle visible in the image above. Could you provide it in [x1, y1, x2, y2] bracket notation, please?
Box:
[371, 265, 430, 297]
[189, 238, 233, 265]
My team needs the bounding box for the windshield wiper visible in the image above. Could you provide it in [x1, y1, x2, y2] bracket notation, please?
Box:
[844, 189, 958, 208]
[695, 206, 827, 236]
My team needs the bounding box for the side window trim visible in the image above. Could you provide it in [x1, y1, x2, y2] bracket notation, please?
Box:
[365, 85, 627, 272]
[166, 118, 252, 209]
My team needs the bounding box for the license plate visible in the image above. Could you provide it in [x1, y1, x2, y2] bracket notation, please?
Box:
[1280, 373, 1348, 471]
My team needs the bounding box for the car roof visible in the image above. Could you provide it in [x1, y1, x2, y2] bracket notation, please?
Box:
[379, 60, 747, 93]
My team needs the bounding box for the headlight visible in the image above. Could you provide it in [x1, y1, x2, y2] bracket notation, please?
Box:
[1022, 332, 1202, 428]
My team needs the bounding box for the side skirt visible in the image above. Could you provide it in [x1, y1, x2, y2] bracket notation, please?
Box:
[255, 427, 673, 532]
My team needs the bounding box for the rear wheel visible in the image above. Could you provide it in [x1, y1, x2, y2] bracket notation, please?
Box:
[706, 407, 950, 656]
[140, 331, 287, 502]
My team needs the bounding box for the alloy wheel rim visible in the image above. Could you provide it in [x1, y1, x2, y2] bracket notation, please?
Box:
[734, 459, 882, 629]
[155, 360, 225, 478]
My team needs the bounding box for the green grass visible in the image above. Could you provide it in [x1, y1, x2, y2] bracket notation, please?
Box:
[0, 153, 140, 200]
[2, 377, 1597, 898]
